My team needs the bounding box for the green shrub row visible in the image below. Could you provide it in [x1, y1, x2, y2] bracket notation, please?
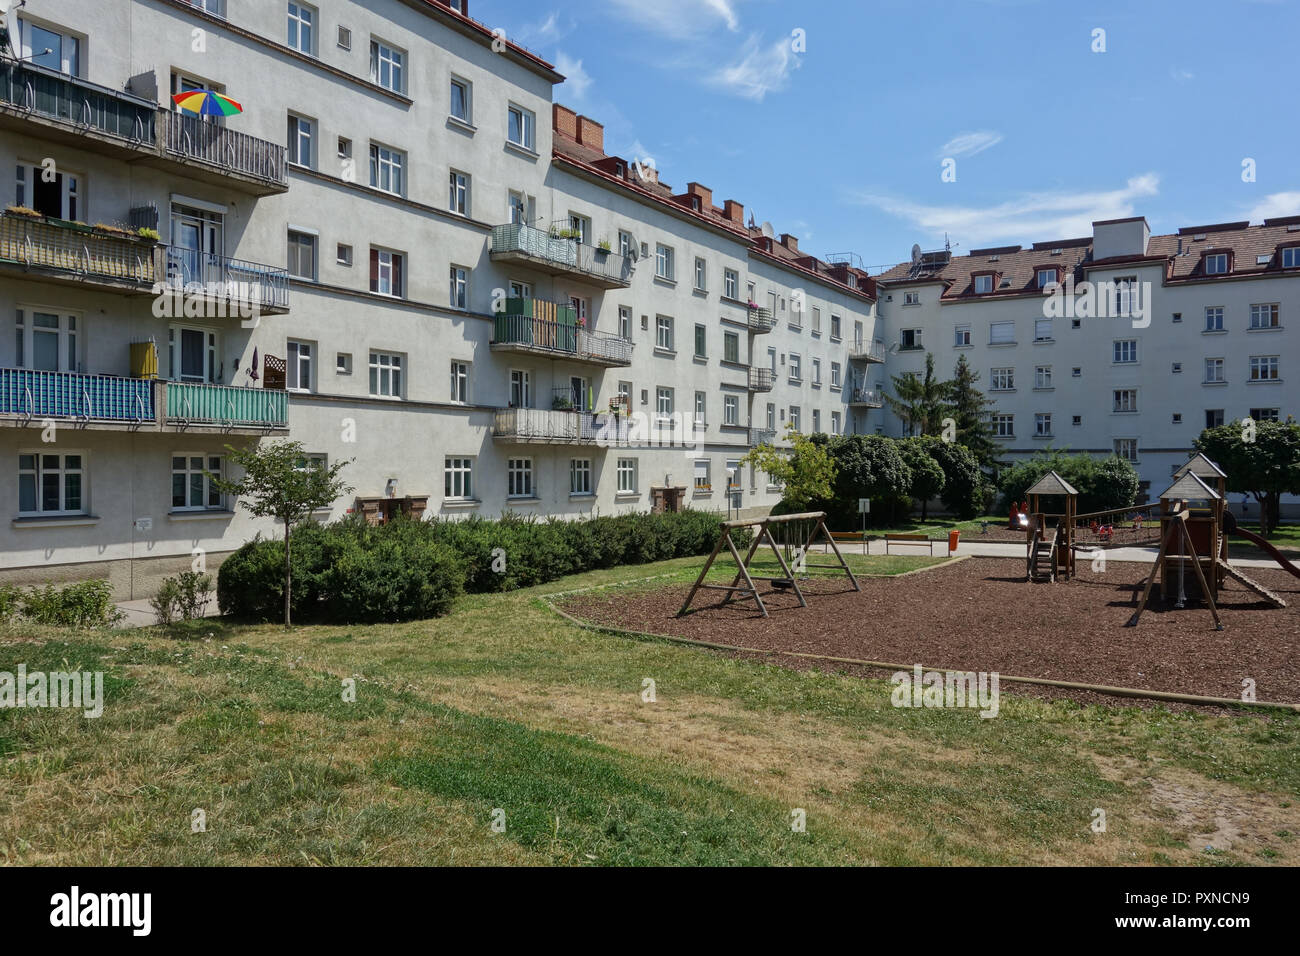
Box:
[0, 580, 123, 629]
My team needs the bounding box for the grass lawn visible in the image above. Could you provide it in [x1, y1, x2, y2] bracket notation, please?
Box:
[2, 552, 1297, 866]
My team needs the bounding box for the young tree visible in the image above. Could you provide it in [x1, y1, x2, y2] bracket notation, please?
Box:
[211, 440, 352, 626]
[884, 352, 951, 437]
[741, 423, 836, 511]
[1196, 419, 1300, 536]
[947, 354, 1000, 471]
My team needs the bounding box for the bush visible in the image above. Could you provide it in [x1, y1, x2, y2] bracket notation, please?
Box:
[998, 451, 1140, 515]
[818, 433, 913, 527]
[923, 438, 986, 519]
[151, 571, 213, 625]
[0, 584, 20, 623]
[19, 580, 123, 629]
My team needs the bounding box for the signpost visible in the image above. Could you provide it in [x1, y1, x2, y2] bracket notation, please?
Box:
[859, 498, 870, 552]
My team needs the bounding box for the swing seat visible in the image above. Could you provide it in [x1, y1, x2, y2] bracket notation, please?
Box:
[770, 578, 794, 590]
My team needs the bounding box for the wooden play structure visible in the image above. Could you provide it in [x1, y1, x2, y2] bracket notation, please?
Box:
[677, 511, 859, 618]
[1023, 470, 1078, 582]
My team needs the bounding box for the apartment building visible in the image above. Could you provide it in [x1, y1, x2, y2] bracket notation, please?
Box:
[0, 0, 880, 596]
[876, 215, 1298, 512]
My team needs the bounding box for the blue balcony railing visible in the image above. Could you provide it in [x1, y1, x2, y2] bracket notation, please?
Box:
[0, 368, 154, 422]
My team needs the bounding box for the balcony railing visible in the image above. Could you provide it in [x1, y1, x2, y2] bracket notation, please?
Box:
[162, 111, 288, 190]
[164, 246, 290, 313]
[748, 426, 777, 446]
[848, 387, 884, 407]
[490, 224, 633, 288]
[165, 381, 288, 428]
[0, 213, 161, 288]
[747, 367, 774, 391]
[0, 61, 157, 146]
[0, 368, 154, 423]
[493, 299, 632, 366]
[747, 305, 775, 333]
[849, 338, 887, 363]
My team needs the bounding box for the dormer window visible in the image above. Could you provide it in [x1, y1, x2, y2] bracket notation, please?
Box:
[1036, 267, 1059, 289]
[1281, 246, 1300, 269]
[973, 273, 995, 294]
[1204, 252, 1229, 275]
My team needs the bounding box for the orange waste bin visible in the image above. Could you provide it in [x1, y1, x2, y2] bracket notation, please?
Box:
[948, 530, 961, 554]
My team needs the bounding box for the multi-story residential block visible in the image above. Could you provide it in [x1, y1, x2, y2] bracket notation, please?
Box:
[876, 216, 1298, 513]
[0, 0, 880, 596]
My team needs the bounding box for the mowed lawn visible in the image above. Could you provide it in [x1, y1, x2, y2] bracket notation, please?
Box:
[2, 554, 1298, 866]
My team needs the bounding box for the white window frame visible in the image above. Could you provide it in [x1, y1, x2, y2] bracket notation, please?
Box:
[15, 307, 79, 372]
[170, 452, 223, 513]
[444, 456, 474, 500]
[369, 350, 403, 398]
[656, 315, 674, 351]
[724, 394, 739, 426]
[507, 104, 536, 151]
[450, 360, 469, 404]
[449, 170, 470, 216]
[18, 450, 86, 517]
[1205, 358, 1225, 383]
[655, 244, 675, 281]
[450, 76, 472, 124]
[368, 143, 405, 196]
[449, 265, 469, 309]
[617, 457, 637, 494]
[287, 2, 317, 56]
[287, 339, 314, 392]
[1113, 339, 1138, 364]
[1249, 355, 1280, 381]
[1250, 303, 1279, 330]
[570, 459, 593, 496]
[370, 38, 406, 93]
[507, 458, 534, 498]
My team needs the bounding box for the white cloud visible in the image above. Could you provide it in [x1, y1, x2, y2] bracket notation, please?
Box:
[606, 0, 741, 38]
[517, 12, 567, 46]
[554, 52, 592, 101]
[1247, 191, 1300, 222]
[938, 131, 1003, 159]
[708, 34, 800, 102]
[1169, 67, 1195, 82]
[854, 174, 1161, 247]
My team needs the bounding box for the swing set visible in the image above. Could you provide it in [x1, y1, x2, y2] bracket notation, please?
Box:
[677, 511, 860, 618]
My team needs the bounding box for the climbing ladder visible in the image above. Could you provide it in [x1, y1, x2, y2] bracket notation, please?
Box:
[1027, 525, 1059, 583]
[1220, 562, 1288, 608]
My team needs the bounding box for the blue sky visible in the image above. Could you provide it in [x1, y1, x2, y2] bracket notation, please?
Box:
[492, 0, 1300, 270]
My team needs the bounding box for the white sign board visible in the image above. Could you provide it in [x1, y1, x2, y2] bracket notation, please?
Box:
[858, 498, 870, 514]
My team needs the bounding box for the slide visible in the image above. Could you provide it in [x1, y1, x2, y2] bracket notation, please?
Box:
[1230, 527, 1300, 580]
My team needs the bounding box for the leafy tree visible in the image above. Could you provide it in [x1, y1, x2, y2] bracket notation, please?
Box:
[884, 352, 951, 437]
[947, 354, 1000, 471]
[898, 438, 945, 520]
[923, 436, 986, 520]
[211, 440, 352, 626]
[997, 450, 1138, 515]
[819, 433, 913, 526]
[741, 424, 837, 511]
[1196, 419, 1300, 536]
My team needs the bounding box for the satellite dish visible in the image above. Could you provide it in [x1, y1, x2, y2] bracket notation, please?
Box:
[760, 222, 775, 239]
[911, 243, 922, 265]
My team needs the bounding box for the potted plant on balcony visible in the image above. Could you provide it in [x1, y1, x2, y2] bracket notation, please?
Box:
[595, 237, 612, 257]
[552, 394, 574, 411]
[136, 227, 161, 242]
[5, 205, 43, 220]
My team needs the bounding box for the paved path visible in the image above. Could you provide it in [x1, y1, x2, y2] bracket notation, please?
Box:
[831, 538, 1284, 569]
[115, 592, 220, 628]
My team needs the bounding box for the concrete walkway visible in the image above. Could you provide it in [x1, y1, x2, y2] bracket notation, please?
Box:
[115, 592, 220, 628]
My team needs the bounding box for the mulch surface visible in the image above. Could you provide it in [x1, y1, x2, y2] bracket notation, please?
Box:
[561, 558, 1300, 710]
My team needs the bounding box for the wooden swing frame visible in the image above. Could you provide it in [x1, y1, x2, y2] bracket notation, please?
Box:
[1127, 503, 1224, 630]
[677, 511, 860, 618]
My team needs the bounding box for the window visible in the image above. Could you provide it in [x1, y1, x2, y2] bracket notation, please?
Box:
[724, 269, 739, 299]
[336, 243, 353, 266]
[14, 17, 80, 75]
[507, 104, 535, 150]
[726, 460, 742, 490]
[1113, 339, 1138, 364]
[618, 231, 633, 258]
[1250, 408, 1280, 422]
[449, 266, 469, 309]
[336, 352, 352, 374]
[990, 321, 1015, 345]
[509, 191, 529, 225]
[656, 315, 674, 351]
[973, 274, 994, 294]
[287, 230, 316, 279]
[1283, 247, 1300, 269]
[369, 143, 405, 195]
[724, 395, 739, 425]
[954, 325, 971, 347]
[287, 2, 316, 55]
[694, 391, 707, 426]
[904, 291, 920, 306]
[900, 328, 922, 350]
[831, 411, 841, 435]
[450, 77, 472, 123]
[1205, 358, 1225, 383]
[1172, 362, 1183, 374]
[811, 358, 822, 386]
[694, 257, 707, 291]
[171, 454, 222, 512]
[1205, 306, 1224, 331]
[445, 457, 473, 500]
[656, 387, 674, 418]
[1205, 409, 1225, 429]
[766, 403, 776, 430]
[510, 369, 531, 408]
[507, 459, 533, 498]
[1249, 355, 1280, 381]
[619, 306, 632, 341]
[1113, 277, 1139, 316]
[448, 170, 470, 215]
[693, 460, 711, 492]
[568, 214, 590, 245]
[1034, 413, 1053, 437]
[18, 452, 85, 516]
[723, 331, 740, 364]
[694, 324, 707, 359]
[1250, 303, 1279, 329]
[1072, 367, 1081, 377]
[1114, 439, 1139, 462]
[1037, 268, 1058, 289]
[789, 353, 802, 382]
[369, 351, 403, 397]
[370, 39, 405, 93]
[655, 244, 675, 281]
[287, 340, 314, 391]
[1034, 318, 1053, 342]
[990, 368, 1015, 391]
[1034, 365, 1052, 389]
[1074, 415, 1084, 426]
[830, 314, 842, 340]
[812, 308, 822, 335]
[812, 409, 821, 433]
[14, 309, 78, 371]
[830, 362, 842, 389]
[294, 453, 326, 473]
[167, 326, 218, 383]
[1113, 389, 1138, 412]
[450, 360, 469, 403]
[570, 459, 592, 496]
[16, 161, 80, 220]
[1204, 253, 1229, 275]
[617, 458, 637, 494]
[337, 25, 352, 50]
[993, 414, 1014, 437]
[370, 248, 404, 297]
[790, 406, 802, 432]
[287, 113, 314, 167]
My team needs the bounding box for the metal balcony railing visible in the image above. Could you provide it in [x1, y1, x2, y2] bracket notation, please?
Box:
[748, 427, 777, 446]
[0, 213, 160, 286]
[747, 367, 774, 391]
[165, 381, 288, 427]
[164, 246, 290, 312]
[849, 337, 887, 363]
[0, 61, 157, 145]
[848, 387, 884, 407]
[0, 368, 155, 423]
[493, 408, 635, 445]
[747, 305, 775, 333]
[493, 300, 632, 365]
[490, 224, 633, 287]
[162, 111, 287, 188]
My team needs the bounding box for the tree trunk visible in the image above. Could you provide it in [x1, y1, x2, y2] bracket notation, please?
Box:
[920, 497, 928, 521]
[1265, 492, 1281, 538]
[284, 517, 292, 628]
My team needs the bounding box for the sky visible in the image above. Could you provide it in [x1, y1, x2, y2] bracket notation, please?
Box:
[487, 0, 1300, 271]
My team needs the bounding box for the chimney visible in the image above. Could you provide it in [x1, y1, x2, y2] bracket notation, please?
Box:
[780, 234, 798, 252]
[552, 104, 578, 141]
[724, 200, 744, 225]
[576, 115, 604, 153]
[686, 182, 713, 211]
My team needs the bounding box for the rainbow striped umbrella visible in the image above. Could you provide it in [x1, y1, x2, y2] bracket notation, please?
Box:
[170, 89, 244, 117]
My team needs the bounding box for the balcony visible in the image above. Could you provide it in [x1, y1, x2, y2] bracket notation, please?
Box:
[0, 368, 155, 429]
[747, 305, 775, 333]
[164, 247, 291, 315]
[164, 381, 288, 432]
[0, 213, 161, 293]
[748, 426, 777, 446]
[847, 387, 884, 408]
[747, 367, 774, 392]
[489, 224, 633, 289]
[161, 112, 288, 195]
[0, 61, 157, 160]
[849, 338, 887, 363]
[493, 408, 632, 446]
[491, 300, 632, 367]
